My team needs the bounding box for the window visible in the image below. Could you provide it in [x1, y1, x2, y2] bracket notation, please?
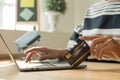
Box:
[0, 0, 16, 30]
[0, 0, 40, 31]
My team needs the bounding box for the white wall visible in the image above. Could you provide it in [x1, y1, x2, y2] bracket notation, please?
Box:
[0, 1, 3, 27]
[40, 0, 75, 33]
[0, 0, 97, 55]
[40, 0, 96, 33]
[75, 0, 96, 25]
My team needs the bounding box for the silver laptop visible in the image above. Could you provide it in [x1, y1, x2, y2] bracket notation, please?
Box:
[0, 33, 87, 72]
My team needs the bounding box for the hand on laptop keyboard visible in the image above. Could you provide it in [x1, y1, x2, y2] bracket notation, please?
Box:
[24, 46, 68, 63]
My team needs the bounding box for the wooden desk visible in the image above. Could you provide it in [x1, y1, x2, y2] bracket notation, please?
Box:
[0, 60, 120, 80]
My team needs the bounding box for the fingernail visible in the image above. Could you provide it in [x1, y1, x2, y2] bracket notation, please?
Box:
[25, 59, 28, 63]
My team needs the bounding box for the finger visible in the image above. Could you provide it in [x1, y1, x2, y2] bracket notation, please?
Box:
[25, 52, 36, 63]
[97, 45, 115, 60]
[95, 39, 109, 60]
[80, 36, 102, 40]
[90, 36, 111, 57]
[96, 46, 107, 60]
[80, 35, 111, 41]
[98, 38, 116, 60]
[95, 42, 109, 59]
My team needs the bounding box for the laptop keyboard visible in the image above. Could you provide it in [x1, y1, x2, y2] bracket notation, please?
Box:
[16, 61, 57, 68]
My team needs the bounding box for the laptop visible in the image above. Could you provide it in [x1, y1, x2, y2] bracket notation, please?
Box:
[0, 33, 87, 72]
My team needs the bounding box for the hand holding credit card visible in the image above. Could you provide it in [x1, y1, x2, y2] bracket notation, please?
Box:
[64, 40, 90, 68]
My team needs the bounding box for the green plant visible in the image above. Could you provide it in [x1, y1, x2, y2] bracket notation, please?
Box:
[43, 0, 67, 14]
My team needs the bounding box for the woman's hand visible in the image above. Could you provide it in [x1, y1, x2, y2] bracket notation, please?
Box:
[24, 46, 67, 63]
[80, 36, 120, 60]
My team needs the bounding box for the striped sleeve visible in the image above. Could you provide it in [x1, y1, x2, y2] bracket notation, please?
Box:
[82, 1, 120, 45]
[67, 1, 120, 50]
[66, 24, 83, 50]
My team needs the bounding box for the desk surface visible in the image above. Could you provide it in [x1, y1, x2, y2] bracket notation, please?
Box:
[0, 60, 120, 80]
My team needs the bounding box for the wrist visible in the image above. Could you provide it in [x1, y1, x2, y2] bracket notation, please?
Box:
[58, 49, 68, 60]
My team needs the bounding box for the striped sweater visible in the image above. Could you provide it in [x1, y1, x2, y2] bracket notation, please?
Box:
[67, 1, 120, 50]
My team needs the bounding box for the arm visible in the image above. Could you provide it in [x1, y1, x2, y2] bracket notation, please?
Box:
[66, 24, 83, 50]
[24, 24, 84, 62]
[24, 46, 68, 62]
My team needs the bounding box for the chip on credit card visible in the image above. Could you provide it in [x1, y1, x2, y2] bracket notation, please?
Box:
[64, 40, 90, 68]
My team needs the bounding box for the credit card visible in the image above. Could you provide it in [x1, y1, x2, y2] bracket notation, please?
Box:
[64, 40, 90, 68]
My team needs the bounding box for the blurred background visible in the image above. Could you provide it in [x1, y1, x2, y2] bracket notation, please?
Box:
[0, 0, 96, 58]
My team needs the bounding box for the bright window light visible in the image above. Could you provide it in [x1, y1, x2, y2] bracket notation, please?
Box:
[4, 0, 15, 4]
[0, 0, 39, 31]
[2, 4, 15, 30]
